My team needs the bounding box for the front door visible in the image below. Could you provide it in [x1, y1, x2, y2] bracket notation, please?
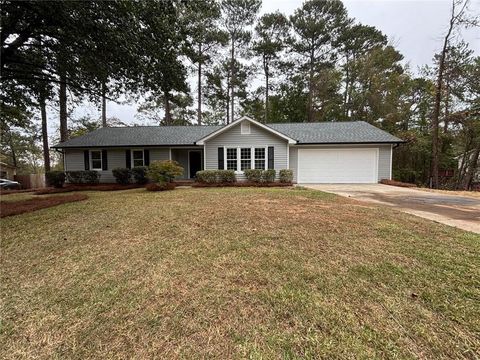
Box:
[189, 151, 202, 179]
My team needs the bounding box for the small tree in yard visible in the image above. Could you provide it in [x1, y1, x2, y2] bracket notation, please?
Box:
[147, 160, 184, 184]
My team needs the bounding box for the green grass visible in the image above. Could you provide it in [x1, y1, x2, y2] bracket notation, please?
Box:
[1, 187, 479, 359]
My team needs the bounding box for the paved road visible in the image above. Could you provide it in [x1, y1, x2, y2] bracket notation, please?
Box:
[303, 184, 480, 234]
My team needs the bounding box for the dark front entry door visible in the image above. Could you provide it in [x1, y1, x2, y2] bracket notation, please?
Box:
[189, 151, 202, 178]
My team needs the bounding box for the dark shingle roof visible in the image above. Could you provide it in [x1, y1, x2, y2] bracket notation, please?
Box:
[269, 122, 403, 144]
[54, 125, 222, 148]
[53, 121, 403, 148]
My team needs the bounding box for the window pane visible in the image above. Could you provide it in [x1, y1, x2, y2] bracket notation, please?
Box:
[91, 151, 101, 160]
[133, 159, 144, 167]
[254, 148, 265, 159]
[255, 160, 265, 170]
[226, 160, 237, 170]
[226, 148, 237, 160]
[133, 150, 143, 160]
[92, 160, 102, 169]
[241, 148, 251, 159]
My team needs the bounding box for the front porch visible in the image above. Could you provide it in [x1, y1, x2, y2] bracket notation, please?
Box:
[170, 148, 203, 179]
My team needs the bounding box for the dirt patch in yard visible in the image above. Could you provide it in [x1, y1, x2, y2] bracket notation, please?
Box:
[0, 194, 88, 218]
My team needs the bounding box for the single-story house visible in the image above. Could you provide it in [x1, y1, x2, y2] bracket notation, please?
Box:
[52, 116, 403, 184]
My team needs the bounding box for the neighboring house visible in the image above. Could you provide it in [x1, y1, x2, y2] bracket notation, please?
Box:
[52, 116, 403, 184]
[0, 162, 17, 180]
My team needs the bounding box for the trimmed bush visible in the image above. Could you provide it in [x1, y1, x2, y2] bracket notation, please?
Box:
[112, 168, 131, 185]
[195, 170, 218, 183]
[147, 160, 184, 183]
[217, 170, 236, 183]
[66, 170, 100, 184]
[145, 182, 176, 191]
[131, 166, 148, 184]
[262, 169, 276, 183]
[279, 169, 293, 183]
[45, 171, 65, 188]
[244, 169, 263, 183]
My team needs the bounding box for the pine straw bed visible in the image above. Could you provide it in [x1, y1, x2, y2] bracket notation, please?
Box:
[0, 194, 88, 218]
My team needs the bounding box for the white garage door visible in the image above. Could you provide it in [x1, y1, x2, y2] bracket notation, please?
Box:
[298, 148, 378, 183]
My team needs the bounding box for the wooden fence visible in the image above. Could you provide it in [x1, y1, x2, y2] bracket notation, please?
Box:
[14, 174, 46, 189]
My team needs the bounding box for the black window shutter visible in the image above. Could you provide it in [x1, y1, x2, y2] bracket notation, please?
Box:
[144, 149, 150, 166]
[268, 146, 274, 169]
[126, 150, 131, 169]
[84, 150, 90, 170]
[218, 147, 224, 170]
[102, 150, 108, 170]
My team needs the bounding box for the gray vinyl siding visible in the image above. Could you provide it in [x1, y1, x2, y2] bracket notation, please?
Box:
[64, 147, 175, 183]
[204, 121, 288, 180]
[64, 149, 125, 183]
[150, 148, 170, 162]
[378, 145, 392, 180]
[289, 144, 392, 183]
[289, 146, 298, 183]
[171, 150, 189, 179]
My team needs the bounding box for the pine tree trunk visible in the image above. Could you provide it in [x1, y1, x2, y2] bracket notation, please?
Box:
[343, 54, 349, 119]
[225, 72, 230, 125]
[264, 59, 269, 124]
[307, 53, 314, 122]
[101, 82, 107, 127]
[431, 2, 455, 189]
[197, 50, 202, 125]
[463, 144, 480, 190]
[164, 92, 172, 125]
[230, 40, 235, 122]
[59, 72, 68, 142]
[40, 95, 50, 172]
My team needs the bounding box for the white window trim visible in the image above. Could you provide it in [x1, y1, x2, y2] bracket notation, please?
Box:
[131, 149, 145, 167]
[223, 146, 268, 173]
[90, 150, 103, 170]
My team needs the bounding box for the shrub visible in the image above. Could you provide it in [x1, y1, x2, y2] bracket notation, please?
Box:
[147, 160, 184, 183]
[262, 169, 276, 183]
[45, 171, 65, 188]
[195, 170, 218, 183]
[244, 169, 263, 182]
[112, 168, 131, 185]
[131, 166, 148, 184]
[66, 170, 100, 184]
[83, 170, 100, 184]
[217, 170, 236, 183]
[279, 169, 293, 183]
[145, 182, 176, 191]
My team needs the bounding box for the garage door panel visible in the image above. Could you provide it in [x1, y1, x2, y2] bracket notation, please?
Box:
[298, 148, 378, 183]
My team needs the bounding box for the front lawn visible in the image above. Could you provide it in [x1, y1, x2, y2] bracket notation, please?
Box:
[1, 188, 479, 358]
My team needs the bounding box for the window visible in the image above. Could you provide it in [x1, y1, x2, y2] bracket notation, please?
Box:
[254, 148, 266, 169]
[241, 121, 250, 134]
[132, 150, 144, 167]
[226, 148, 237, 170]
[91, 150, 102, 170]
[240, 148, 251, 171]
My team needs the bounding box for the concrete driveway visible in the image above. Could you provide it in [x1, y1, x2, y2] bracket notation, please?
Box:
[303, 184, 480, 234]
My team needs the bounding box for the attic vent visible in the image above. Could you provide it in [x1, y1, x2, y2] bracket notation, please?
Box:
[241, 121, 250, 135]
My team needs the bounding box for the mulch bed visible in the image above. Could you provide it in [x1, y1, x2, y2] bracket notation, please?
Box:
[0, 194, 88, 218]
[34, 183, 143, 195]
[380, 179, 417, 188]
[0, 189, 37, 196]
[192, 182, 293, 188]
